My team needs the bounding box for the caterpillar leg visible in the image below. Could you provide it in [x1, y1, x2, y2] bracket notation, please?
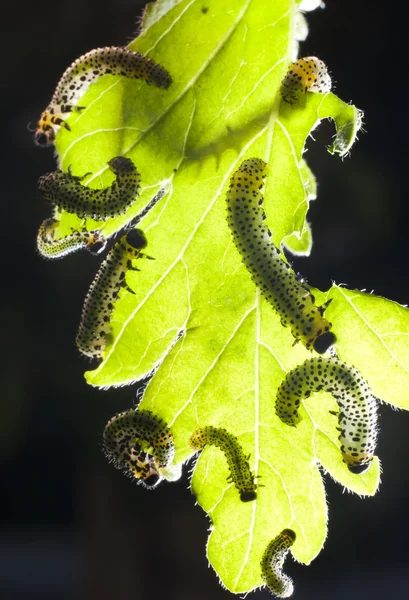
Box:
[66, 165, 92, 181]
[60, 104, 86, 114]
[121, 281, 137, 294]
[317, 298, 333, 317]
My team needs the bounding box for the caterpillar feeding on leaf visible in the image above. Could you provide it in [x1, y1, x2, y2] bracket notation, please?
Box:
[37, 218, 106, 259]
[103, 409, 175, 489]
[189, 426, 257, 502]
[226, 158, 336, 353]
[260, 529, 296, 598]
[38, 156, 141, 221]
[275, 356, 378, 474]
[281, 56, 331, 105]
[34, 46, 172, 146]
[76, 227, 153, 359]
[281, 56, 331, 104]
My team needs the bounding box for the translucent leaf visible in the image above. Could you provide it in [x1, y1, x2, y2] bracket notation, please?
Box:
[46, 0, 408, 594]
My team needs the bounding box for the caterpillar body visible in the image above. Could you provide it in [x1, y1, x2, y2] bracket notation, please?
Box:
[226, 158, 335, 354]
[275, 356, 378, 474]
[38, 156, 141, 221]
[281, 56, 331, 105]
[260, 529, 296, 598]
[34, 46, 172, 146]
[103, 409, 175, 488]
[37, 218, 106, 259]
[76, 228, 153, 359]
[189, 426, 257, 502]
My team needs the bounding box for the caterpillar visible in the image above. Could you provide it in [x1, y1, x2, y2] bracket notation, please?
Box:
[76, 227, 153, 359]
[281, 56, 331, 105]
[226, 158, 336, 354]
[275, 356, 378, 474]
[260, 529, 296, 598]
[189, 426, 257, 502]
[34, 46, 172, 146]
[103, 409, 175, 489]
[37, 218, 106, 259]
[38, 156, 141, 221]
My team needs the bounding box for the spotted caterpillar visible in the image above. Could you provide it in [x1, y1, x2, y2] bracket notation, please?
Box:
[189, 426, 257, 502]
[260, 529, 296, 598]
[103, 409, 175, 489]
[38, 156, 141, 221]
[281, 56, 331, 105]
[76, 228, 153, 359]
[34, 46, 172, 146]
[275, 356, 378, 474]
[226, 158, 335, 353]
[37, 218, 106, 259]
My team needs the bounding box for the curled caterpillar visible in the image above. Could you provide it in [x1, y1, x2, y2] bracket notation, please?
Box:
[76, 227, 153, 359]
[275, 356, 378, 474]
[189, 426, 257, 502]
[260, 529, 296, 598]
[281, 56, 331, 104]
[34, 46, 172, 146]
[37, 218, 106, 259]
[226, 158, 335, 353]
[38, 156, 141, 221]
[103, 409, 175, 488]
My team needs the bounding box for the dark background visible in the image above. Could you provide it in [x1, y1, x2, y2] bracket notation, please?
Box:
[2, 1, 408, 598]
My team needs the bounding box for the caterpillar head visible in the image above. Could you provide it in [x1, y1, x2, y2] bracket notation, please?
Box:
[34, 110, 70, 147]
[126, 228, 148, 250]
[108, 156, 135, 175]
[313, 331, 336, 354]
[347, 460, 372, 475]
[240, 490, 257, 502]
[86, 232, 107, 255]
[34, 112, 55, 146]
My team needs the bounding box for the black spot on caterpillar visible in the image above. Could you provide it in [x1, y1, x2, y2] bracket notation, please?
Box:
[281, 56, 331, 105]
[260, 529, 296, 598]
[37, 218, 106, 259]
[38, 156, 141, 221]
[103, 409, 175, 488]
[275, 356, 378, 474]
[226, 158, 336, 353]
[76, 227, 153, 359]
[189, 426, 257, 502]
[34, 46, 172, 146]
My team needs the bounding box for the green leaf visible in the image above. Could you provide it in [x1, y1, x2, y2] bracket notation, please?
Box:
[48, 0, 408, 594]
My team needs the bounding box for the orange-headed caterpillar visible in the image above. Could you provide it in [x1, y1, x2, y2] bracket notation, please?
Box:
[37, 218, 106, 259]
[34, 46, 172, 146]
[103, 409, 175, 489]
[281, 56, 331, 105]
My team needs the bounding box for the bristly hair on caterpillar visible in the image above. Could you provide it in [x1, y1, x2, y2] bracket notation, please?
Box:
[38, 156, 141, 221]
[76, 227, 154, 359]
[226, 158, 336, 354]
[260, 529, 296, 598]
[275, 356, 378, 474]
[34, 46, 172, 147]
[102, 408, 175, 489]
[189, 426, 257, 502]
[37, 218, 106, 260]
[281, 56, 331, 105]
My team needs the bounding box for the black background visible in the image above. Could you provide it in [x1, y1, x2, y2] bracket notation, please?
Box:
[2, 1, 409, 598]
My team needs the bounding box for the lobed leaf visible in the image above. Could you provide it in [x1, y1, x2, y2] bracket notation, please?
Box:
[47, 0, 409, 593]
